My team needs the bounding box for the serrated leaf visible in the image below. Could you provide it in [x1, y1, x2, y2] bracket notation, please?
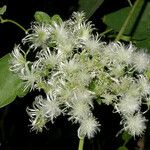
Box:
[0, 5, 7, 15]
[117, 146, 128, 150]
[78, 0, 104, 18]
[0, 54, 27, 108]
[34, 11, 51, 24]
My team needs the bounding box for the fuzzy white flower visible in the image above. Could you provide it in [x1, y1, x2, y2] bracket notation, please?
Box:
[78, 116, 100, 139]
[83, 34, 103, 56]
[121, 113, 147, 137]
[20, 62, 41, 90]
[36, 47, 60, 69]
[71, 12, 86, 26]
[108, 42, 134, 64]
[51, 22, 68, 45]
[59, 58, 82, 75]
[133, 51, 150, 72]
[22, 22, 51, 49]
[68, 100, 92, 123]
[68, 89, 94, 122]
[26, 96, 48, 132]
[115, 95, 141, 115]
[138, 75, 150, 95]
[73, 89, 95, 107]
[10, 45, 27, 73]
[42, 93, 62, 123]
[101, 93, 116, 105]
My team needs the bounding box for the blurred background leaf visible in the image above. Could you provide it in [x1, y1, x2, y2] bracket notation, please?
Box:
[78, 0, 104, 18]
[103, 1, 150, 50]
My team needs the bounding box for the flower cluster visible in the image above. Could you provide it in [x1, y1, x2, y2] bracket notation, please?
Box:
[10, 12, 150, 139]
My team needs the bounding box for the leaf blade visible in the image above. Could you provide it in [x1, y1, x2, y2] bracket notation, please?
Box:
[0, 54, 26, 108]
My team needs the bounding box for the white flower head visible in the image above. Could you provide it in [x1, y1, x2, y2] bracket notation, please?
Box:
[10, 45, 27, 73]
[68, 99, 92, 123]
[22, 22, 51, 49]
[138, 75, 150, 95]
[42, 92, 62, 123]
[78, 116, 100, 139]
[101, 93, 116, 105]
[121, 113, 147, 137]
[108, 42, 134, 64]
[51, 22, 68, 45]
[59, 58, 81, 75]
[26, 95, 48, 132]
[115, 95, 141, 115]
[84, 34, 102, 55]
[20, 62, 41, 91]
[71, 12, 86, 25]
[36, 47, 59, 69]
[133, 51, 150, 72]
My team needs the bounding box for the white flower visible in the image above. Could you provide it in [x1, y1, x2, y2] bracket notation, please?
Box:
[71, 12, 86, 26]
[121, 113, 147, 137]
[41, 93, 62, 123]
[133, 51, 150, 72]
[84, 34, 103, 55]
[20, 62, 41, 91]
[36, 47, 60, 69]
[115, 95, 141, 115]
[78, 116, 100, 139]
[68, 97, 92, 123]
[138, 75, 150, 95]
[73, 89, 95, 107]
[51, 22, 68, 45]
[108, 42, 134, 64]
[26, 96, 48, 132]
[75, 21, 94, 42]
[22, 22, 51, 49]
[101, 93, 116, 105]
[10, 45, 27, 73]
[70, 12, 94, 42]
[59, 58, 81, 75]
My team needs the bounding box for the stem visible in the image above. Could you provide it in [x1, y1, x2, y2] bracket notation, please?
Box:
[0, 17, 27, 33]
[127, 0, 133, 7]
[78, 138, 84, 150]
[115, 0, 143, 41]
[99, 28, 113, 37]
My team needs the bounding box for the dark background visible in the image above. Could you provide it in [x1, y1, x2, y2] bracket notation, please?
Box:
[0, 0, 144, 150]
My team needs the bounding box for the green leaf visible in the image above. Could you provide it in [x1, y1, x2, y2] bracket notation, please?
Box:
[133, 38, 150, 52]
[0, 54, 26, 108]
[103, 2, 150, 49]
[78, 0, 104, 18]
[117, 146, 128, 150]
[34, 11, 51, 24]
[0, 5, 7, 15]
[103, 7, 132, 35]
[51, 14, 62, 25]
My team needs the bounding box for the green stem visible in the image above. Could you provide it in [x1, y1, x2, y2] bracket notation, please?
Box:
[78, 138, 84, 150]
[99, 28, 113, 37]
[0, 17, 27, 33]
[115, 0, 143, 41]
[127, 0, 133, 7]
